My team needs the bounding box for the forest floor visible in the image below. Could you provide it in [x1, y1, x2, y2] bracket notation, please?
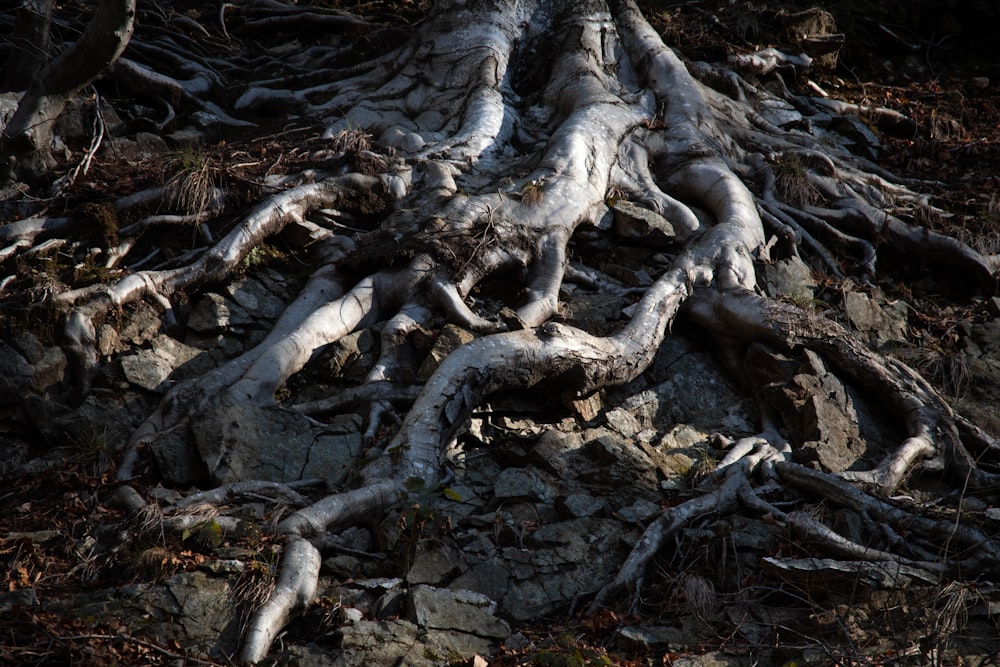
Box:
[2, 0, 1000, 665]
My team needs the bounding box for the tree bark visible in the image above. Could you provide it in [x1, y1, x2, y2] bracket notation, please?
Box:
[0, 0, 135, 184]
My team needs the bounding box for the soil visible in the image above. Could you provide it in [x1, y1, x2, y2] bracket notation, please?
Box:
[2, 1, 1000, 665]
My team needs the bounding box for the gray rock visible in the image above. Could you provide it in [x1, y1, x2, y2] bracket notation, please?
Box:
[407, 585, 509, 639]
[407, 543, 467, 586]
[615, 498, 661, 524]
[225, 278, 287, 319]
[748, 346, 866, 472]
[418, 324, 476, 380]
[648, 352, 754, 435]
[107, 132, 169, 161]
[187, 293, 254, 332]
[0, 333, 66, 401]
[484, 517, 627, 621]
[529, 428, 588, 478]
[188, 406, 362, 484]
[611, 200, 676, 247]
[123, 333, 213, 390]
[493, 467, 557, 502]
[449, 561, 511, 606]
[605, 406, 643, 438]
[46, 388, 152, 450]
[47, 572, 238, 657]
[333, 619, 419, 666]
[558, 493, 607, 518]
[763, 256, 816, 305]
[844, 289, 907, 346]
[0, 587, 38, 613]
[617, 624, 686, 650]
[271, 643, 338, 667]
[119, 300, 165, 345]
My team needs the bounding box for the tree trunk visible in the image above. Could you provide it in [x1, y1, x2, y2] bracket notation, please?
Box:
[0, 0, 135, 184]
[3, 0, 1000, 663]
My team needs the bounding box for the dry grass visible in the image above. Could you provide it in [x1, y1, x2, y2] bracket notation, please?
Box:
[165, 149, 218, 216]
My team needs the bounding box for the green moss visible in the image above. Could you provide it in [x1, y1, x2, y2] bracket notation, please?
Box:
[240, 243, 288, 274]
[74, 201, 119, 247]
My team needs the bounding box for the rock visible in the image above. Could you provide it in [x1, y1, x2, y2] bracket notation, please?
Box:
[0, 587, 38, 613]
[493, 467, 557, 502]
[187, 293, 254, 332]
[617, 624, 686, 650]
[614, 498, 661, 524]
[43, 388, 152, 450]
[558, 493, 607, 518]
[843, 289, 907, 346]
[120, 350, 174, 392]
[178, 406, 362, 484]
[119, 334, 210, 392]
[270, 643, 338, 667]
[611, 200, 676, 247]
[48, 572, 239, 657]
[0, 333, 67, 401]
[332, 619, 420, 666]
[762, 256, 816, 305]
[107, 132, 169, 161]
[407, 585, 509, 639]
[747, 346, 866, 472]
[528, 428, 589, 479]
[407, 543, 467, 585]
[659, 423, 710, 449]
[478, 517, 627, 621]
[449, 562, 511, 609]
[605, 407, 643, 438]
[225, 278, 287, 319]
[418, 325, 476, 380]
[647, 351, 754, 435]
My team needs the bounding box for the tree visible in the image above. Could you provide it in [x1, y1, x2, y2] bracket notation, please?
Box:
[0, 0, 136, 185]
[3, 0, 1000, 663]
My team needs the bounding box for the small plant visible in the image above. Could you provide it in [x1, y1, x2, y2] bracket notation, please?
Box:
[521, 177, 545, 205]
[72, 426, 115, 475]
[165, 148, 218, 216]
[329, 126, 372, 154]
[233, 552, 278, 630]
[131, 546, 180, 582]
[773, 152, 820, 208]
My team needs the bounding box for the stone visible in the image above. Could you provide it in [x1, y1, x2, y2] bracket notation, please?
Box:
[119, 334, 210, 392]
[843, 289, 907, 346]
[748, 346, 866, 471]
[558, 493, 607, 518]
[187, 293, 254, 332]
[617, 624, 686, 650]
[605, 406, 643, 438]
[615, 498, 661, 524]
[225, 278, 287, 319]
[185, 406, 362, 484]
[493, 467, 557, 502]
[332, 619, 419, 666]
[611, 200, 676, 247]
[763, 256, 816, 305]
[0, 334, 67, 401]
[406, 543, 467, 586]
[418, 325, 476, 380]
[407, 585, 509, 639]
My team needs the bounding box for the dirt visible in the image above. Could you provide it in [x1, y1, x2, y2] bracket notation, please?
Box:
[3, 1, 1000, 665]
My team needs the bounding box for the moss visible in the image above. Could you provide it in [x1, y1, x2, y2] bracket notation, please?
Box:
[74, 201, 119, 247]
[239, 242, 289, 274]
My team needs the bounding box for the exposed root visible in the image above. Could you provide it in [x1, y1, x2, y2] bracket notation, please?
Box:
[4, 0, 1000, 663]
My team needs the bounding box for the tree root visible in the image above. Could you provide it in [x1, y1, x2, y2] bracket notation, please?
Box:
[5, 0, 1000, 662]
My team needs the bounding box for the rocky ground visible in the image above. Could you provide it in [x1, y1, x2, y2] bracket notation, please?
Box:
[3, 1, 1000, 665]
